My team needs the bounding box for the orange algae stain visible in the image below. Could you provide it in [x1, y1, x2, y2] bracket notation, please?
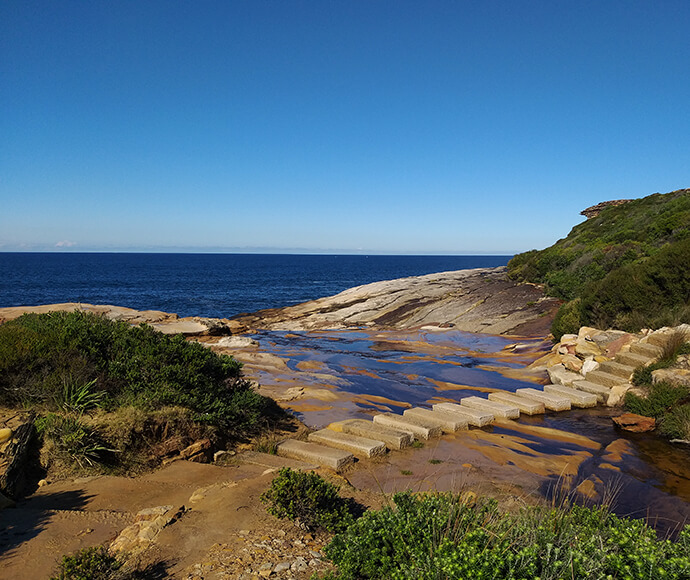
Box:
[601, 438, 635, 463]
[350, 394, 412, 409]
[427, 378, 495, 393]
[295, 360, 327, 372]
[492, 419, 602, 451]
[458, 430, 592, 478]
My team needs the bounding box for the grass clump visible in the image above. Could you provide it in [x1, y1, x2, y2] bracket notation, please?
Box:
[261, 468, 362, 533]
[321, 491, 690, 579]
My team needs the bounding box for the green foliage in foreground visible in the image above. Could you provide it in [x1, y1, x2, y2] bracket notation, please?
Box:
[508, 189, 690, 338]
[50, 546, 122, 580]
[321, 492, 690, 580]
[0, 311, 280, 435]
[261, 468, 361, 533]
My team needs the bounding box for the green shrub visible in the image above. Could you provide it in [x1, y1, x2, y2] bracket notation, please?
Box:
[659, 403, 690, 440]
[551, 298, 583, 341]
[51, 546, 122, 580]
[625, 382, 690, 418]
[322, 492, 690, 579]
[0, 311, 282, 436]
[261, 468, 361, 533]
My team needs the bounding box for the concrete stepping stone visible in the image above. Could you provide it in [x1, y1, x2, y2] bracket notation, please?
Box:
[515, 388, 571, 411]
[598, 360, 636, 380]
[432, 402, 494, 427]
[615, 351, 652, 368]
[543, 384, 597, 408]
[308, 429, 387, 458]
[488, 392, 545, 415]
[571, 380, 610, 403]
[460, 396, 520, 419]
[277, 440, 354, 471]
[403, 407, 469, 433]
[240, 451, 318, 472]
[630, 342, 663, 358]
[585, 369, 629, 388]
[373, 413, 442, 440]
[328, 419, 413, 450]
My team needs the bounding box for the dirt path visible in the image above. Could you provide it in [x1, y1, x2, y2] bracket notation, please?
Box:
[0, 439, 543, 580]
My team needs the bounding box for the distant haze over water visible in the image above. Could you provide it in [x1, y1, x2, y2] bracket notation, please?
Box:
[0, 253, 510, 319]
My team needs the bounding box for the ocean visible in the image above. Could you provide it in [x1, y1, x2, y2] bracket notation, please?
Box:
[0, 253, 511, 318]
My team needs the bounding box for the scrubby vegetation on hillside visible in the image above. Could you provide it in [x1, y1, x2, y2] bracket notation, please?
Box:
[508, 189, 690, 338]
[0, 311, 284, 474]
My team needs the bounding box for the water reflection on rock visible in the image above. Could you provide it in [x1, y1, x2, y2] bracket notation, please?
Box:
[232, 327, 690, 535]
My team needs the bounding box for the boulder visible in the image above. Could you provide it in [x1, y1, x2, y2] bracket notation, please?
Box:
[575, 338, 603, 358]
[180, 439, 212, 462]
[215, 336, 259, 348]
[562, 354, 583, 373]
[652, 368, 690, 388]
[612, 413, 656, 433]
[607, 385, 631, 407]
[581, 358, 599, 376]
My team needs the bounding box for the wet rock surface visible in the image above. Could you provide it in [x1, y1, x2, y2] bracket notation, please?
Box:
[231, 267, 559, 335]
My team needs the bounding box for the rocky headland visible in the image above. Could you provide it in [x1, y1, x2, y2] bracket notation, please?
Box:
[232, 266, 559, 336]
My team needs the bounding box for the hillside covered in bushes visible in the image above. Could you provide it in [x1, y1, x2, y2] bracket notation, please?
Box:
[508, 188, 690, 339]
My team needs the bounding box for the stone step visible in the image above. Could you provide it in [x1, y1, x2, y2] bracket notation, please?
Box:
[630, 342, 663, 359]
[515, 388, 571, 411]
[571, 380, 610, 403]
[277, 440, 354, 471]
[585, 369, 629, 388]
[329, 419, 413, 450]
[308, 429, 387, 458]
[460, 396, 520, 419]
[615, 351, 653, 368]
[403, 407, 469, 433]
[432, 402, 494, 427]
[598, 360, 636, 380]
[373, 413, 442, 440]
[543, 384, 598, 408]
[646, 333, 670, 348]
[487, 392, 545, 415]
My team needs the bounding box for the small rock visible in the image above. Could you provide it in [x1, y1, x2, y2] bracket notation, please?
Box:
[37, 478, 49, 487]
[581, 358, 599, 376]
[0, 428, 12, 445]
[274, 562, 291, 573]
[607, 385, 631, 407]
[652, 368, 690, 388]
[612, 413, 656, 433]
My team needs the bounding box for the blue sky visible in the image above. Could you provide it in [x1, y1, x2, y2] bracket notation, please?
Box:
[1, 1, 688, 254]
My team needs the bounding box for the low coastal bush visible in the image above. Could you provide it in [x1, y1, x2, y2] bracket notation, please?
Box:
[0, 311, 286, 475]
[50, 546, 123, 580]
[0, 311, 281, 435]
[261, 468, 361, 533]
[321, 491, 690, 580]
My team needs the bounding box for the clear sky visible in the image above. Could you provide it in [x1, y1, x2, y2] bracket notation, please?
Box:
[1, 1, 688, 254]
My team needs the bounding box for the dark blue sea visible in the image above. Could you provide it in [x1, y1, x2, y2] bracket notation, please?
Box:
[0, 253, 510, 319]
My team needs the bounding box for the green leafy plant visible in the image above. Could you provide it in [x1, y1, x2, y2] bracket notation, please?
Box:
[625, 382, 690, 419]
[58, 378, 106, 414]
[36, 413, 113, 469]
[261, 468, 362, 533]
[50, 546, 122, 580]
[321, 491, 690, 579]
